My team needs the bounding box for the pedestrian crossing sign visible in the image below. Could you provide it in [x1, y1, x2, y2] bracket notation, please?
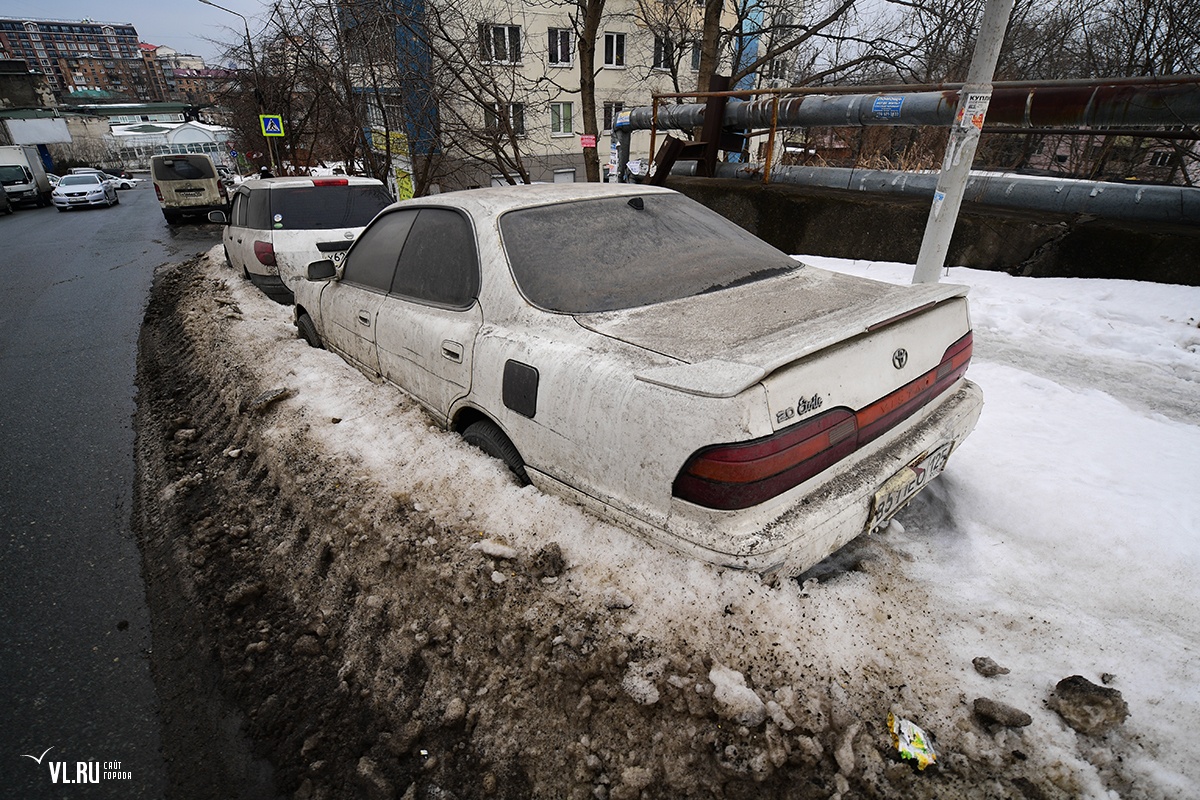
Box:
[259, 115, 285, 137]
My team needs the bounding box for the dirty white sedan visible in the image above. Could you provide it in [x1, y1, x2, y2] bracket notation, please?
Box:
[294, 184, 982, 575]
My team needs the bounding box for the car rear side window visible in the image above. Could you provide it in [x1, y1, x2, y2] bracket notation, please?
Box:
[247, 189, 271, 229]
[270, 185, 393, 230]
[500, 193, 798, 313]
[391, 209, 479, 309]
[152, 156, 215, 180]
[341, 209, 419, 292]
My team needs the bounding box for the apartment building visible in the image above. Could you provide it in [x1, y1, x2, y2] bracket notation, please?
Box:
[344, 0, 735, 190]
[0, 17, 157, 98]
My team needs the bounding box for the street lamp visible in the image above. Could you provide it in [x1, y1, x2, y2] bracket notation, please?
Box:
[198, 0, 277, 172]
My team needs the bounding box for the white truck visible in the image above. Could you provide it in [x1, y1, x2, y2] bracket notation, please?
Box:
[0, 145, 53, 208]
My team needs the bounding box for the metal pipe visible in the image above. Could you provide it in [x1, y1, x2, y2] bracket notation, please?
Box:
[628, 82, 1200, 133]
[680, 162, 1200, 225]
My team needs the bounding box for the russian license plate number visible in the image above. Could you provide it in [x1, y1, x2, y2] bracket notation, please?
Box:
[866, 441, 954, 535]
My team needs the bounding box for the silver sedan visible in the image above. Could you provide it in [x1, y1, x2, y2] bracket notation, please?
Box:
[52, 173, 119, 211]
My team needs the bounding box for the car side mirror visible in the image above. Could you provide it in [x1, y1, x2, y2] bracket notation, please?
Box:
[307, 259, 337, 281]
[207, 210, 228, 224]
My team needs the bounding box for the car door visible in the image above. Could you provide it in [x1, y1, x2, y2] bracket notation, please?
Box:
[224, 190, 251, 272]
[374, 208, 483, 421]
[318, 209, 416, 376]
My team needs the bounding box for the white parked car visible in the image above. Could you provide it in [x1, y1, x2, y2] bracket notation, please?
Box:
[294, 184, 983, 576]
[103, 173, 141, 190]
[211, 176, 393, 304]
[52, 173, 119, 210]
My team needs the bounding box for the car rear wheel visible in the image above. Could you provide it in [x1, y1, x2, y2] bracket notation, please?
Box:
[296, 312, 322, 349]
[463, 420, 530, 486]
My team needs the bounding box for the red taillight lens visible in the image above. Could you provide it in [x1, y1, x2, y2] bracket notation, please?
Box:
[312, 178, 349, 186]
[154, 183, 163, 201]
[674, 409, 858, 511]
[253, 240, 277, 266]
[673, 332, 973, 511]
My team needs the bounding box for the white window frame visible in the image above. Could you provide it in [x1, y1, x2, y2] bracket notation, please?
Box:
[653, 36, 674, 71]
[485, 102, 526, 137]
[550, 101, 573, 136]
[602, 101, 624, 132]
[547, 27, 573, 67]
[480, 24, 522, 64]
[603, 32, 625, 68]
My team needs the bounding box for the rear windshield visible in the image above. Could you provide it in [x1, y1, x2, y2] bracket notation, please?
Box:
[500, 193, 798, 313]
[269, 185, 393, 230]
[153, 156, 216, 181]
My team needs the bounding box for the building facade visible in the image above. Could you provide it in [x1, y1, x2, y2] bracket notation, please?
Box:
[0, 17, 152, 98]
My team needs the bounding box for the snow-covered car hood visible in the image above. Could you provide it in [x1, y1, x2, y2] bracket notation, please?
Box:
[575, 266, 968, 397]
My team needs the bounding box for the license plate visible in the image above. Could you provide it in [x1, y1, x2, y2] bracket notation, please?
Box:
[866, 441, 954, 535]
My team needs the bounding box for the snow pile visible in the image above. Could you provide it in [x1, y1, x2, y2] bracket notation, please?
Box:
[174, 248, 1200, 797]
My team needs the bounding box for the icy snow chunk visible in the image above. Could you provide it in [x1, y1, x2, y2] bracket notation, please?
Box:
[472, 538, 518, 560]
[621, 666, 660, 706]
[709, 662, 767, 726]
[491, 571, 507, 585]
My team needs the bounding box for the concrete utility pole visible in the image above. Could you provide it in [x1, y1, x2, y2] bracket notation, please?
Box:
[911, 0, 1015, 284]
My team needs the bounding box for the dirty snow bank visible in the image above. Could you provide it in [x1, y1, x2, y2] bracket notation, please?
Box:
[145, 248, 1199, 798]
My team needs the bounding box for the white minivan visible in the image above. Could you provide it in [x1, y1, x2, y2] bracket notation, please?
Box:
[211, 176, 393, 304]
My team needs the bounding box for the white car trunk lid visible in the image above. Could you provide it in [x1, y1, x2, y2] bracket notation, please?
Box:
[576, 267, 968, 399]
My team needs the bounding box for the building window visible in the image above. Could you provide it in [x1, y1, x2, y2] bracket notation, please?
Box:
[485, 103, 526, 136]
[768, 57, 788, 81]
[548, 28, 572, 66]
[691, 39, 702, 71]
[1149, 151, 1172, 167]
[653, 36, 673, 70]
[603, 32, 625, 67]
[480, 24, 521, 64]
[550, 101, 573, 135]
[603, 101, 624, 131]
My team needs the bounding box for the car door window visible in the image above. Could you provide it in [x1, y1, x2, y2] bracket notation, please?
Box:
[341, 209, 418, 292]
[231, 193, 248, 227]
[391, 209, 479, 309]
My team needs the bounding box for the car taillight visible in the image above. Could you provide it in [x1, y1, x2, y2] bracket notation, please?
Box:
[673, 332, 973, 511]
[312, 178, 349, 186]
[154, 184, 163, 201]
[219, 181, 228, 200]
[254, 240, 277, 266]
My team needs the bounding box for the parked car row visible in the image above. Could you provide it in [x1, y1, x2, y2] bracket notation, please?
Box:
[206, 180, 985, 576]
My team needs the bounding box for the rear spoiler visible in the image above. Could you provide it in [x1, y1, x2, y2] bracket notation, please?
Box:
[635, 284, 969, 398]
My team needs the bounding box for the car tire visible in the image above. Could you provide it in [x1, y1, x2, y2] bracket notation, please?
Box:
[57, 206, 67, 212]
[163, 210, 179, 224]
[296, 312, 323, 349]
[463, 420, 531, 486]
[223, 247, 232, 269]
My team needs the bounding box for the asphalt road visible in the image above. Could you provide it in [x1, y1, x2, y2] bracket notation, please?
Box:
[0, 184, 223, 797]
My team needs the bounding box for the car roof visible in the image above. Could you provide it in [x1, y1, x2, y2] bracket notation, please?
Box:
[386, 182, 676, 217]
[239, 176, 385, 190]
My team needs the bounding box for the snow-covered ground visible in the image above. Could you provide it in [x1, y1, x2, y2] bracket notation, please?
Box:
[194, 248, 1200, 797]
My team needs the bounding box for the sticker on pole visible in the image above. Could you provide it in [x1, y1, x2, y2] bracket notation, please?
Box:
[956, 93, 990, 131]
[259, 114, 285, 137]
[580, 134, 597, 149]
[871, 96, 905, 120]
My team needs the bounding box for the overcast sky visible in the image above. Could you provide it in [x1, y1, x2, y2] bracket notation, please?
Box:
[5, 0, 270, 65]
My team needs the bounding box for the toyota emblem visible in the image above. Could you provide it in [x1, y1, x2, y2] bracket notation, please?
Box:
[892, 348, 908, 369]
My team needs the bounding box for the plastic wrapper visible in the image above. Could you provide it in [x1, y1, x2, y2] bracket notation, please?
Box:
[888, 713, 938, 770]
